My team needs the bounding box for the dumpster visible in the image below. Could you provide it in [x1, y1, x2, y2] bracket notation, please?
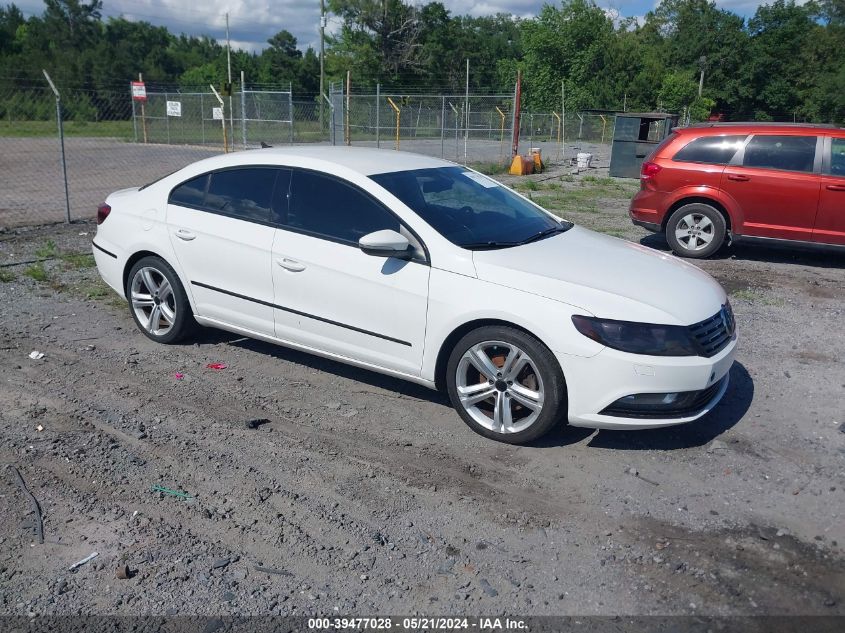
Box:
[609, 112, 679, 178]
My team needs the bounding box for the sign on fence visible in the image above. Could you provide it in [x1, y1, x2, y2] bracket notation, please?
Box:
[212, 107, 223, 120]
[130, 81, 146, 101]
[166, 101, 182, 117]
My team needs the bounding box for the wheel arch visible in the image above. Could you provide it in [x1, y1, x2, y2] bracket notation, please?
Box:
[433, 318, 567, 393]
[662, 196, 733, 233]
[122, 250, 183, 298]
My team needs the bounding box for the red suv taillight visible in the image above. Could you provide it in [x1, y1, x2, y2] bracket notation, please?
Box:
[96, 203, 111, 224]
[641, 161, 662, 181]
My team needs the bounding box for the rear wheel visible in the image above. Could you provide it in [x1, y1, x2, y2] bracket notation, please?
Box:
[665, 203, 726, 259]
[126, 256, 194, 344]
[446, 326, 567, 444]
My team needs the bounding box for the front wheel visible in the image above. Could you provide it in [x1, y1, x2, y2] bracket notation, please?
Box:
[665, 203, 726, 259]
[446, 326, 567, 444]
[126, 256, 194, 344]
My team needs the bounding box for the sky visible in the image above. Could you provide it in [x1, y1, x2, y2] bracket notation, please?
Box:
[12, 0, 772, 53]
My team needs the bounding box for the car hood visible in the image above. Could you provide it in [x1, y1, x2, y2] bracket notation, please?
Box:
[471, 226, 726, 325]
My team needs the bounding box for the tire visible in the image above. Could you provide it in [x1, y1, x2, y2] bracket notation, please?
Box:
[126, 256, 195, 344]
[665, 203, 727, 259]
[445, 325, 567, 444]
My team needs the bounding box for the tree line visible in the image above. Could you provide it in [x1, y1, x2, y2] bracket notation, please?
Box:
[1, 0, 843, 123]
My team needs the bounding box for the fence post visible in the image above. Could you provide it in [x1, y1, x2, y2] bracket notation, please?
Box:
[289, 82, 294, 144]
[376, 83, 380, 148]
[200, 92, 206, 145]
[241, 71, 247, 149]
[325, 91, 335, 146]
[440, 96, 446, 158]
[345, 71, 351, 146]
[42, 70, 71, 224]
[131, 92, 138, 143]
[165, 91, 171, 144]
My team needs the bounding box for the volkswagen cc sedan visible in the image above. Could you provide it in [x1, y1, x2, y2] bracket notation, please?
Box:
[92, 147, 736, 444]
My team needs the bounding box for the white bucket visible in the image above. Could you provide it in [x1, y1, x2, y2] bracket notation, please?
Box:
[576, 152, 593, 169]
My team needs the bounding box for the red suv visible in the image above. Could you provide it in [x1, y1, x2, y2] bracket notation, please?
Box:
[629, 123, 845, 258]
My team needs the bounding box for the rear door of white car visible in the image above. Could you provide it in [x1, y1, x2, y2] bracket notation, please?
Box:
[270, 168, 430, 376]
[167, 167, 288, 336]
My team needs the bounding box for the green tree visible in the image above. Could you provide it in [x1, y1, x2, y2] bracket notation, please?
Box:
[520, 0, 614, 111]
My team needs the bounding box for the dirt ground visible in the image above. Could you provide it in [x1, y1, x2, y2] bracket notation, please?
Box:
[0, 163, 843, 619]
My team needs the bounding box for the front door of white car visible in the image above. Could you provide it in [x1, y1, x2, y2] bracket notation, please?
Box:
[270, 169, 430, 376]
[167, 167, 286, 336]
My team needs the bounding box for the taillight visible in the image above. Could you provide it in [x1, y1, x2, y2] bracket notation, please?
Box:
[96, 203, 111, 224]
[641, 161, 662, 180]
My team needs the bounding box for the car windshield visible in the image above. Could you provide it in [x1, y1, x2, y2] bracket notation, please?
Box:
[370, 166, 571, 249]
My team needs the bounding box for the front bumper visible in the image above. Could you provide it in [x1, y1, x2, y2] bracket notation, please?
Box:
[559, 336, 736, 430]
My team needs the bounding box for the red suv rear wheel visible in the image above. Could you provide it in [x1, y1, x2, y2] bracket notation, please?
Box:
[665, 203, 727, 259]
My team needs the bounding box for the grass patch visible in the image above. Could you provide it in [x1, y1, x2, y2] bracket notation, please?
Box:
[471, 161, 510, 175]
[731, 288, 784, 306]
[595, 228, 628, 238]
[35, 239, 58, 260]
[0, 119, 135, 139]
[0, 269, 15, 282]
[582, 175, 616, 186]
[23, 263, 49, 281]
[61, 252, 96, 269]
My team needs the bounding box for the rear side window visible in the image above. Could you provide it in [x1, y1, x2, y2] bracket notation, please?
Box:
[287, 170, 399, 244]
[743, 135, 817, 173]
[673, 135, 746, 165]
[169, 175, 207, 207]
[830, 138, 845, 177]
[204, 168, 279, 222]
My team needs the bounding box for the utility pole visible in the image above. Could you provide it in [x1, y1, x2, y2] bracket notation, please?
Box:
[226, 12, 233, 151]
[698, 55, 706, 98]
[320, 0, 326, 131]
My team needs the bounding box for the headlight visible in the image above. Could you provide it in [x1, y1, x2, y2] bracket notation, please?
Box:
[571, 315, 699, 356]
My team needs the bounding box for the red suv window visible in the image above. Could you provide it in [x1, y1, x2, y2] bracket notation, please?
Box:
[672, 135, 746, 165]
[742, 135, 817, 173]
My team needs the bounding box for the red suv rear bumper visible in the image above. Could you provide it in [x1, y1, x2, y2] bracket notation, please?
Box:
[629, 188, 664, 232]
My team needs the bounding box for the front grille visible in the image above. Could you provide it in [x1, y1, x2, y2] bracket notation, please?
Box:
[600, 376, 726, 419]
[689, 304, 735, 357]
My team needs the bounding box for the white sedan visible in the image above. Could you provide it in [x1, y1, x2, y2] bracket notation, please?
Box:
[92, 147, 736, 444]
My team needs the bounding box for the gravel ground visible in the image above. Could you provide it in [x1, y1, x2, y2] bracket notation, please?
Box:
[0, 165, 843, 618]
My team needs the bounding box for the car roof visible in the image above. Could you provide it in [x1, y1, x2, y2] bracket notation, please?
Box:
[187, 146, 457, 176]
[677, 122, 841, 135]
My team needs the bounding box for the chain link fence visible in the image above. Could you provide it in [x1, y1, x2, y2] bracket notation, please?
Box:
[2, 79, 616, 229]
[329, 84, 616, 167]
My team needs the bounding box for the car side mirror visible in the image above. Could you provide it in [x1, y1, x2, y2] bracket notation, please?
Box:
[358, 229, 413, 259]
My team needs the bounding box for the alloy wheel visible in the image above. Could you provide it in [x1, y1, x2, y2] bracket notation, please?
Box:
[130, 266, 176, 337]
[455, 340, 545, 434]
[675, 212, 715, 251]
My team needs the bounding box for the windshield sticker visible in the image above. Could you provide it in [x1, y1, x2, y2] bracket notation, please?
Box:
[462, 171, 499, 188]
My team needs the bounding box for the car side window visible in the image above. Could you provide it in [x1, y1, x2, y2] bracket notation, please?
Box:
[287, 170, 400, 244]
[169, 175, 207, 207]
[672, 134, 746, 165]
[672, 135, 746, 165]
[830, 138, 845, 177]
[742, 135, 817, 173]
[204, 168, 279, 223]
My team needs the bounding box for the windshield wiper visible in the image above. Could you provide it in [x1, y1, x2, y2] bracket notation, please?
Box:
[516, 224, 572, 245]
[460, 240, 520, 250]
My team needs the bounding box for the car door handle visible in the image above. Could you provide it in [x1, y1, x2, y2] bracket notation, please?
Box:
[276, 257, 306, 272]
[174, 229, 196, 241]
[726, 174, 750, 182]
[826, 184, 845, 192]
